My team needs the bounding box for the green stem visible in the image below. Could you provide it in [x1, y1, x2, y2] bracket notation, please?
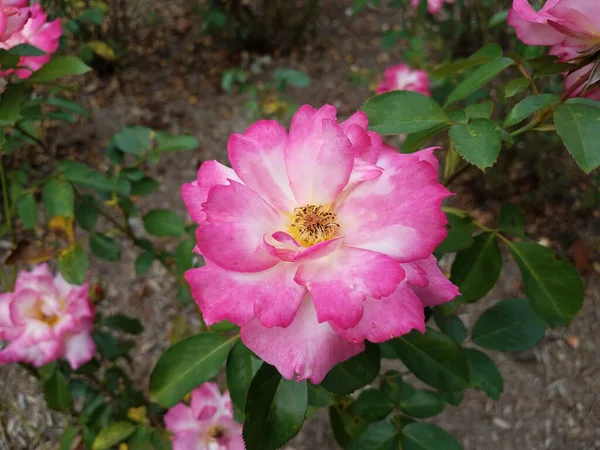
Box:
[0, 154, 13, 240]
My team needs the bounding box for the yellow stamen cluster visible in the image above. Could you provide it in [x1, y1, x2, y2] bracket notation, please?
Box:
[289, 204, 339, 247]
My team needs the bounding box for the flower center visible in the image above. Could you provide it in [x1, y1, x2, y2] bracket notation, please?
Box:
[289, 204, 339, 247]
[206, 424, 226, 441]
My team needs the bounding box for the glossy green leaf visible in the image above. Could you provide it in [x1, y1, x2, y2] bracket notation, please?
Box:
[321, 343, 380, 394]
[445, 57, 514, 107]
[438, 390, 463, 406]
[432, 44, 501, 78]
[43, 369, 71, 413]
[504, 94, 560, 127]
[43, 179, 74, 218]
[436, 213, 474, 254]
[135, 251, 155, 276]
[350, 389, 394, 422]
[7, 43, 45, 56]
[349, 421, 397, 450]
[17, 192, 37, 229]
[59, 426, 79, 450]
[451, 232, 502, 303]
[507, 242, 584, 327]
[471, 298, 546, 351]
[90, 233, 121, 261]
[227, 341, 262, 412]
[330, 401, 366, 449]
[401, 123, 450, 153]
[307, 383, 332, 407]
[92, 422, 137, 450]
[505, 78, 530, 98]
[554, 101, 600, 173]
[58, 161, 116, 192]
[143, 209, 184, 237]
[449, 119, 501, 169]
[59, 243, 89, 285]
[381, 372, 445, 418]
[0, 83, 25, 126]
[28, 56, 91, 82]
[400, 423, 462, 450]
[434, 309, 467, 344]
[103, 315, 143, 334]
[130, 177, 160, 196]
[155, 132, 198, 152]
[149, 333, 237, 407]
[92, 330, 134, 360]
[75, 195, 98, 232]
[465, 101, 493, 120]
[114, 126, 152, 155]
[243, 363, 307, 450]
[465, 348, 503, 400]
[361, 91, 450, 135]
[387, 328, 469, 391]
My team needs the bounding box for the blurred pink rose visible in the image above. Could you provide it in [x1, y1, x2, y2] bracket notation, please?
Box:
[0, 264, 95, 369]
[164, 383, 244, 450]
[376, 63, 431, 96]
[183, 105, 459, 383]
[508, 0, 600, 98]
[0, 0, 28, 42]
[411, 0, 455, 14]
[0, 2, 61, 78]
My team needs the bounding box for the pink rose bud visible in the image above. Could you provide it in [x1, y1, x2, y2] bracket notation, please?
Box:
[0, 264, 96, 369]
[183, 105, 459, 383]
[376, 63, 431, 96]
[411, 0, 456, 14]
[164, 383, 245, 450]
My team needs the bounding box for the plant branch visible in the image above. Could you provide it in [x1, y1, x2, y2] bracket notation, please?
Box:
[15, 124, 49, 152]
[444, 163, 471, 187]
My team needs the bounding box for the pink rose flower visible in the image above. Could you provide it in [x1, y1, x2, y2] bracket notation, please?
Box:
[164, 383, 244, 450]
[411, 0, 455, 14]
[183, 105, 459, 383]
[0, 0, 28, 42]
[0, 3, 61, 78]
[376, 63, 431, 96]
[508, 0, 600, 99]
[0, 264, 95, 369]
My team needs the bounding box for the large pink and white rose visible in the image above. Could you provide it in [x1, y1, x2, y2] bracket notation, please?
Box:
[0, 264, 95, 369]
[411, 0, 455, 15]
[376, 63, 431, 96]
[183, 105, 459, 383]
[0, 0, 28, 42]
[508, 0, 600, 98]
[0, 2, 61, 78]
[164, 382, 244, 450]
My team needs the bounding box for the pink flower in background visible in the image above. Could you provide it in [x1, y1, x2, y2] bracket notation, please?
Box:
[411, 0, 455, 14]
[0, 264, 95, 369]
[508, 0, 600, 99]
[376, 63, 431, 96]
[164, 383, 244, 450]
[0, 3, 61, 78]
[183, 105, 459, 383]
[0, 0, 28, 42]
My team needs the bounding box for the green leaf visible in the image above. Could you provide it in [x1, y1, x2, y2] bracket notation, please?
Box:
[449, 119, 501, 169]
[436, 213, 474, 254]
[8, 43, 45, 56]
[498, 204, 526, 238]
[149, 333, 237, 407]
[75, 195, 98, 232]
[361, 91, 450, 135]
[27, 56, 91, 83]
[227, 341, 261, 412]
[59, 243, 89, 285]
[451, 232, 502, 303]
[307, 383, 332, 407]
[349, 421, 397, 450]
[464, 101, 493, 120]
[401, 123, 450, 153]
[0, 83, 25, 127]
[59, 426, 79, 450]
[43, 370, 72, 413]
[17, 192, 38, 229]
[321, 343, 380, 394]
[387, 328, 469, 392]
[465, 348, 503, 400]
[350, 389, 394, 422]
[489, 10, 508, 27]
[130, 177, 160, 196]
[175, 238, 196, 273]
[49, 96, 89, 117]
[272, 68, 311, 88]
[90, 233, 121, 261]
[445, 57, 514, 107]
[507, 242, 584, 327]
[92, 330, 134, 360]
[471, 298, 546, 351]
[400, 423, 462, 450]
[114, 126, 152, 155]
[381, 373, 445, 418]
[438, 390, 462, 406]
[505, 78, 530, 98]
[155, 131, 198, 152]
[135, 252, 155, 275]
[432, 44, 501, 78]
[103, 315, 143, 334]
[59, 161, 116, 193]
[143, 209, 184, 237]
[434, 309, 467, 344]
[504, 94, 560, 127]
[43, 179, 74, 218]
[243, 363, 307, 450]
[330, 401, 366, 449]
[92, 422, 137, 450]
[554, 102, 600, 173]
